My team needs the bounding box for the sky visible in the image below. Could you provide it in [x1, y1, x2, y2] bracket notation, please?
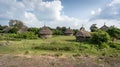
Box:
[0, 0, 120, 30]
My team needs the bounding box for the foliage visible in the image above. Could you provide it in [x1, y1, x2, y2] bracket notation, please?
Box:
[0, 32, 38, 40]
[109, 42, 120, 50]
[8, 27, 19, 33]
[15, 32, 38, 39]
[52, 29, 63, 35]
[9, 20, 24, 29]
[28, 27, 39, 34]
[90, 30, 110, 44]
[90, 24, 98, 32]
[106, 27, 120, 40]
[73, 29, 78, 35]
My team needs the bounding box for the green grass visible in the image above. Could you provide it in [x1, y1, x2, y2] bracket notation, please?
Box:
[0, 36, 120, 57]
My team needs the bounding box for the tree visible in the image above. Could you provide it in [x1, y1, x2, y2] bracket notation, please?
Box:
[9, 20, 24, 29]
[90, 24, 98, 32]
[91, 30, 110, 44]
[8, 20, 27, 33]
[106, 26, 120, 41]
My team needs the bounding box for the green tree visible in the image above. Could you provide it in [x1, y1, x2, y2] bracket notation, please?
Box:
[9, 20, 24, 29]
[90, 24, 98, 32]
[106, 26, 120, 41]
[91, 30, 110, 44]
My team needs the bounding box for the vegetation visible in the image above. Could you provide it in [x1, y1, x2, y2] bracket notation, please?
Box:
[0, 36, 119, 57]
[0, 20, 120, 58]
[90, 24, 98, 32]
[90, 30, 111, 44]
[107, 26, 120, 41]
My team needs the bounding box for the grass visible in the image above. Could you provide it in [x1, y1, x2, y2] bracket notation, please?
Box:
[0, 36, 120, 57]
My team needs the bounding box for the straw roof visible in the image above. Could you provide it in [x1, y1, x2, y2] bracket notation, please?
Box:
[100, 24, 109, 31]
[18, 26, 28, 33]
[2, 26, 11, 33]
[75, 27, 91, 37]
[38, 26, 52, 35]
[64, 27, 73, 34]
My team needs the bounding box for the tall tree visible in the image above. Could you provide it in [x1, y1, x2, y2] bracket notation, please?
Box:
[90, 24, 98, 32]
[106, 26, 120, 41]
[9, 20, 24, 29]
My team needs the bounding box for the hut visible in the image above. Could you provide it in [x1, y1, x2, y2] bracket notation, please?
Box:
[75, 27, 91, 42]
[100, 23, 109, 31]
[38, 26, 52, 39]
[64, 27, 73, 36]
[2, 26, 11, 33]
[18, 26, 28, 33]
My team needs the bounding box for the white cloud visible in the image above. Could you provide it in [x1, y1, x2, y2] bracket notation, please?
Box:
[0, 0, 85, 29]
[109, 0, 120, 6]
[91, 10, 96, 15]
[0, 0, 120, 31]
[90, 0, 120, 29]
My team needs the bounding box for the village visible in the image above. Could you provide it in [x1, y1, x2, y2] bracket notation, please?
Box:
[0, 20, 120, 67]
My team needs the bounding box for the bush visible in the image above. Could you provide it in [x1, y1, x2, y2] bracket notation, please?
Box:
[90, 30, 110, 44]
[0, 32, 38, 40]
[109, 42, 120, 50]
[15, 32, 38, 39]
[107, 27, 120, 40]
[99, 42, 109, 49]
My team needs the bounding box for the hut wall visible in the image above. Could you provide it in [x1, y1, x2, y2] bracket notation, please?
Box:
[76, 36, 90, 42]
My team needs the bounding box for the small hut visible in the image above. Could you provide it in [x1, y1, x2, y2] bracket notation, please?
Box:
[2, 26, 11, 33]
[64, 27, 73, 36]
[38, 26, 52, 39]
[75, 27, 91, 42]
[18, 26, 28, 33]
[100, 23, 109, 31]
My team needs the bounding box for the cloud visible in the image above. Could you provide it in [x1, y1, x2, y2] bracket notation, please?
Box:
[0, 0, 83, 29]
[91, 0, 120, 20]
[109, 0, 120, 6]
[90, 0, 120, 28]
[0, 0, 119, 31]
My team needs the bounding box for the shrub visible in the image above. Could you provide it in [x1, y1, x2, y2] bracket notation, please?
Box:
[15, 32, 38, 39]
[107, 27, 120, 40]
[109, 42, 120, 50]
[99, 42, 109, 49]
[90, 30, 110, 44]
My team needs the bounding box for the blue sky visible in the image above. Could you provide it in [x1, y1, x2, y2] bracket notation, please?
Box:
[0, 0, 120, 30]
[61, 0, 112, 18]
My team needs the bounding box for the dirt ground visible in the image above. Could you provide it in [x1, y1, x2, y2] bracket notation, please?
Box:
[0, 54, 120, 67]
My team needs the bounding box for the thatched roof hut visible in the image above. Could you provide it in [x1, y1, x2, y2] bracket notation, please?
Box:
[38, 26, 52, 39]
[64, 27, 73, 36]
[75, 27, 91, 42]
[100, 24, 109, 31]
[2, 26, 11, 33]
[18, 26, 28, 33]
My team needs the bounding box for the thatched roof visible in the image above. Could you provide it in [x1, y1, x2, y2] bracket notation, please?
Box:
[18, 26, 28, 33]
[2, 26, 11, 33]
[75, 27, 91, 37]
[100, 24, 109, 31]
[38, 26, 52, 35]
[64, 28, 73, 34]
